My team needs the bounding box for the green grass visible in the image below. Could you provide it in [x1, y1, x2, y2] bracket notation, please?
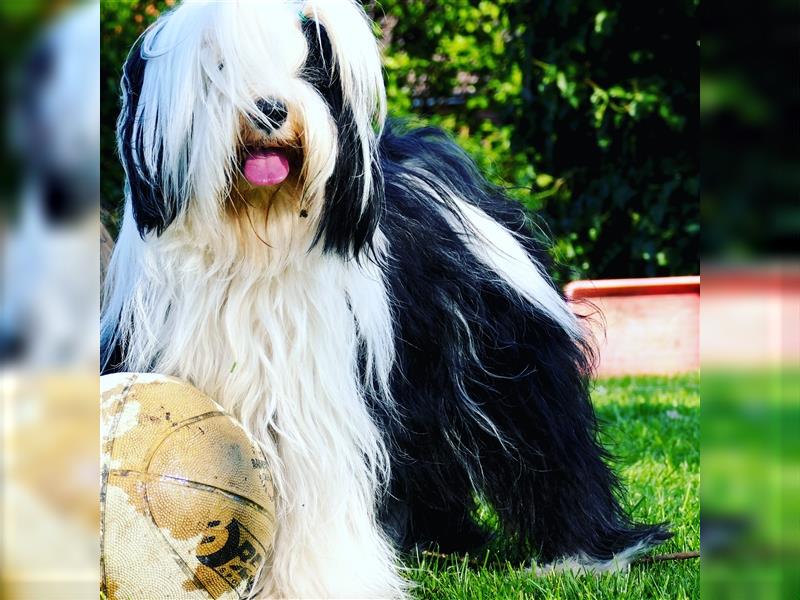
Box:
[406, 374, 700, 599]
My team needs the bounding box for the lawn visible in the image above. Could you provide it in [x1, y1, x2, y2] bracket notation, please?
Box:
[406, 374, 700, 599]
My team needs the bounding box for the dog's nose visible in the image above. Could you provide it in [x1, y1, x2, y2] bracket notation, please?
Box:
[254, 99, 287, 132]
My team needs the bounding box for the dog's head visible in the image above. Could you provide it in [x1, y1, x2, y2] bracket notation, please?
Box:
[118, 0, 385, 258]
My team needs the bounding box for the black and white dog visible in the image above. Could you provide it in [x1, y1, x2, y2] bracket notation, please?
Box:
[102, 1, 668, 596]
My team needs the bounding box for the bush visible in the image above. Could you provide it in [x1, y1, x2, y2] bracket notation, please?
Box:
[101, 0, 698, 283]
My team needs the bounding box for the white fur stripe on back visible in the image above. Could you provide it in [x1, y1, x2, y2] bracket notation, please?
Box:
[444, 197, 581, 339]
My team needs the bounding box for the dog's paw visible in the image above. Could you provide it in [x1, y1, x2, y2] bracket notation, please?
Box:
[531, 539, 655, 576]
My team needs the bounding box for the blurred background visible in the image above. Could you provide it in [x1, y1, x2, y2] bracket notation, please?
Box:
[1, 1, 98, 599]
[701, 0, 799, 598]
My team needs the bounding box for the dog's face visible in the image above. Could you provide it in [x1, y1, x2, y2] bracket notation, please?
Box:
[119, 0, 386, 257]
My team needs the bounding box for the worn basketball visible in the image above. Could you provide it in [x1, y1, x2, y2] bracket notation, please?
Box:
[101, 373, 275, 599]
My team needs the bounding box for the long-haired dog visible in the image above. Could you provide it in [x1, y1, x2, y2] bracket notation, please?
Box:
[102, 1, 669, 597]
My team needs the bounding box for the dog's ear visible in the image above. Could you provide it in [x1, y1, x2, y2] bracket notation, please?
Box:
[117, 38, 185, 237]
[301, 13, 385, 260]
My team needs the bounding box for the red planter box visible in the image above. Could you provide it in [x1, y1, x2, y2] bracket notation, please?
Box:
[564, 276, 700, 377]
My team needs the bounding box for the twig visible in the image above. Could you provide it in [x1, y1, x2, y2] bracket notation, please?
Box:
[419, 549, 701, 569]
[634, 551, 700, 564]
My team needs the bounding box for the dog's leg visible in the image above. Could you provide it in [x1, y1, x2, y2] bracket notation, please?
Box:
[264, 441, 407, 599]
[381, 468, 492, 555]
[473, 358, 672, 573]
[244, 263, 407, 599]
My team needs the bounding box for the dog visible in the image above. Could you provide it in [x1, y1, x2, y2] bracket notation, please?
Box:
[101, 1, 669, 597]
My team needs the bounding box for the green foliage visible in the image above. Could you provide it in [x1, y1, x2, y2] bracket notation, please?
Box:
[369, 0, 698, 282]
[101, 0, 697, 282]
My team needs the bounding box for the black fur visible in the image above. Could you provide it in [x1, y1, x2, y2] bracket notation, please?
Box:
[301, 19, 383, 259]
[118, 37, 185, 237]
[373, 122, 670, 563]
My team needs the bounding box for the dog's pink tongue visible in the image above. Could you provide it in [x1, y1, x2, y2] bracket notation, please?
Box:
[243, 150, 290, 186]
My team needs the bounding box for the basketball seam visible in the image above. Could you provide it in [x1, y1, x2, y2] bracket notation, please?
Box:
[140, 410, 228, 471]
[110, 469, 274, 517]
[139, 467, 232, 597]
[139, 408, 273, 515]
[140, 407, 259, 599]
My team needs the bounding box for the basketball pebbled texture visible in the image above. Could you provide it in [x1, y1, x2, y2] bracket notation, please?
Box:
[101, 373, 275, 600]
